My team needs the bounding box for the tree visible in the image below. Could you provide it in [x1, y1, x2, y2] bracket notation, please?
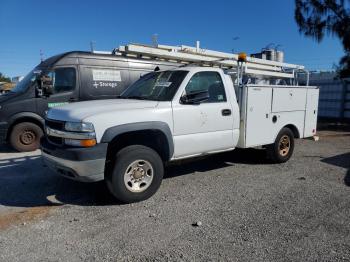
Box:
[294, 0, 350, 78]
[0, 72, 11, 83]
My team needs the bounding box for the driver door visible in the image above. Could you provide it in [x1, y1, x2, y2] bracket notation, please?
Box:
[36, 66, 79, 116]
[172, 71, 234, 158]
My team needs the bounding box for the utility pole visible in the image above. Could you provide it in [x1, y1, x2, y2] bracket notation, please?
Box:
[90, 41, 96, 52]
[40, 49, 44, 62]
[152, 34, 158, 47]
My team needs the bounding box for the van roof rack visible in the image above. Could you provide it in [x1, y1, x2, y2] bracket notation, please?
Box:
[115, 42, 307, 80]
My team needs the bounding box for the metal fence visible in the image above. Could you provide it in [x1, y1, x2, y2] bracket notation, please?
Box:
[308, 73, 350, 122]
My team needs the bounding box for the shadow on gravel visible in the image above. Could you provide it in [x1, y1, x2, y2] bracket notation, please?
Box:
[165, 148, 268, 179]
[344, 170, 350, 187]
[0, 148, 267, 208]
[321, 152, 350, 187]
[0, 155, 118, 208]
[321, 152, 350, 169]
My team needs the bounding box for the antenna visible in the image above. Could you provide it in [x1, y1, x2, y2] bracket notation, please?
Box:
[90, 41, 96, 52]
[231, 36, 240, 54]
[152, 34, 158, 47]
[40, 49, 44, 62]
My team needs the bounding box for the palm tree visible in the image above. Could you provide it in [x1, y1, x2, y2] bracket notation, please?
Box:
[295, 0, 350, 77]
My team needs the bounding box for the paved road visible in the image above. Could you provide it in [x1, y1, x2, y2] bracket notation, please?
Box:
[0, 132, 349, 261]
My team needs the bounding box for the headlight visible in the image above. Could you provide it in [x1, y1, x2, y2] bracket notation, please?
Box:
[65, 122, 95, 132]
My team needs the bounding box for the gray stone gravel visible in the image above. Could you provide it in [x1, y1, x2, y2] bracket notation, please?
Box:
[0, 132, 349, 261]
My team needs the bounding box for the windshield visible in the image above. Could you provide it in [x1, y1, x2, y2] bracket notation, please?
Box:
[121, 70, 188, 101]
[11, 70, 39, 93]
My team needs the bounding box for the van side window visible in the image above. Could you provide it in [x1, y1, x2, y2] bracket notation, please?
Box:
[53, 68, 76, 94]
[184, 71, 227, 103]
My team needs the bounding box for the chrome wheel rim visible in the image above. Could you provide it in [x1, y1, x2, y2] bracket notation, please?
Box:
[279, 135, 290, 157]
[124, 160, 154, 193]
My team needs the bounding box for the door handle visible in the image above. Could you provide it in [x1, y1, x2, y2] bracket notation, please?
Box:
[222, 109, 231, 116]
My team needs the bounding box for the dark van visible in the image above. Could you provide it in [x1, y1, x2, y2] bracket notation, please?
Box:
[0, 51, 178, 151]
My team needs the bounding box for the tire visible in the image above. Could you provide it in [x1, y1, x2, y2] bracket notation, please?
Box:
[9, 122, 43, 152]
[266, 127, 295, 163]
[106, 145, 164, 203]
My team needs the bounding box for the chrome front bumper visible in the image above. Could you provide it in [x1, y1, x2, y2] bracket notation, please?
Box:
[42, 151, 105, 182]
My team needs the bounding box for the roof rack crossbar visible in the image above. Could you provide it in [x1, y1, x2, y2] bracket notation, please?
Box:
[116, 43, 305, 79]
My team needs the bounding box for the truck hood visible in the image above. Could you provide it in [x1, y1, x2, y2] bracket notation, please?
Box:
[47, 99, 159, 122]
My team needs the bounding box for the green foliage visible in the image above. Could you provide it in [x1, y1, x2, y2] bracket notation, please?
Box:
[295, 0, 350, 77]
[0, 72, 11, 83]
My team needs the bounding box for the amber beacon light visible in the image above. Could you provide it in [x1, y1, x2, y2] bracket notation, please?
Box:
[238, 52, 247, 62]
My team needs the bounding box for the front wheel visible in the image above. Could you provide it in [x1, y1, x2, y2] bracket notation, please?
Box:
[9, 122, 43, 152]
[267, 128, 295, 163]
[106, 145, 164, 203]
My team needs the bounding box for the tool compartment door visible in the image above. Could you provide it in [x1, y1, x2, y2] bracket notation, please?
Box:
[272, 88, 307, 112]
[303, 88, 319, 137]
[245, 86, 273, 147]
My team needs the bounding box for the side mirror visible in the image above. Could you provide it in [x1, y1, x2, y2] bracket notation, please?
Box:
[180, 90, 209, 104]
[40, 74, 54, 96]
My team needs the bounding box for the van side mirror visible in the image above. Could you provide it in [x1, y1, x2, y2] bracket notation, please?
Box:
[180, 90, 209, 104]
[40, 74, 54, 96]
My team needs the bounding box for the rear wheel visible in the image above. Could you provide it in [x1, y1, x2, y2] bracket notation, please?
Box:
[106, 145, 164, 203]
[9, 122, 43, 152]
[267, 128, 294, 163]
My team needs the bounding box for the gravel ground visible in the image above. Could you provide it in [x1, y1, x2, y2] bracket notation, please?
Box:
[0, 131, 349, 261]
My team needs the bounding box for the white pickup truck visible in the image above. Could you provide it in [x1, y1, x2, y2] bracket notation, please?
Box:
[41, 66, 319, 203]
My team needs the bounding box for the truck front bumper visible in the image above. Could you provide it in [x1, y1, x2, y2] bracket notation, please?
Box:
[41, 138, 107, 182]
[0, 122, 8, 144]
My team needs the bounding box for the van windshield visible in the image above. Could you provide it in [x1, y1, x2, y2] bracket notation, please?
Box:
[11, 70, 38, 93]
[121, 70, 188, 101]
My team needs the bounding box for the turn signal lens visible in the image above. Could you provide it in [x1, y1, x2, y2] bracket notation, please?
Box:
[65, 138, 97, 147]
[80, 139, 97, 147]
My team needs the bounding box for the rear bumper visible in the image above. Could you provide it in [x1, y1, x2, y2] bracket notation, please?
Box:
[0, 122, 8, 144]
[41, 138, 107, 182]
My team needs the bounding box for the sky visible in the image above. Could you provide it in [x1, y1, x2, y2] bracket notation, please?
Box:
[0, 0, 344, 77]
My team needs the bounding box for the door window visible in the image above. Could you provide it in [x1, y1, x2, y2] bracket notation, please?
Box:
[184, 71, 227, 103]
[52, 68, 76, 94]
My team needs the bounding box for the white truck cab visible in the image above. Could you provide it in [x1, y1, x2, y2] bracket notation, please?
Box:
[41, 43, 319, 203]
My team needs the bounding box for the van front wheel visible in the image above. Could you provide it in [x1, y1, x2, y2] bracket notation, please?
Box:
[10, 122, 43, 152]
[267, 128, 295, 163]
[106, 145, 164, 203]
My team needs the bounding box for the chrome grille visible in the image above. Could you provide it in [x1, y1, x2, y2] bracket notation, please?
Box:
[45, 119, 65, 131]
[45, 119, 65, 145]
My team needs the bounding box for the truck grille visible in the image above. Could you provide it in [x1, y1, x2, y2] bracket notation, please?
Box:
[45, 119, 65, 145]
[47, 136, 63, 145]
[45, 119, 65, 131]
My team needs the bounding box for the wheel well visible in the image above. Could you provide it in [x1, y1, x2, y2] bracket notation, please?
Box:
[7, 117, 44, 140]
[284, 124, 300, 138]
[106, 130, 170, 163]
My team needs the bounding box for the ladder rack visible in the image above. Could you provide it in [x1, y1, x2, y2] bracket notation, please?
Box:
[116, 42, 306, 79]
